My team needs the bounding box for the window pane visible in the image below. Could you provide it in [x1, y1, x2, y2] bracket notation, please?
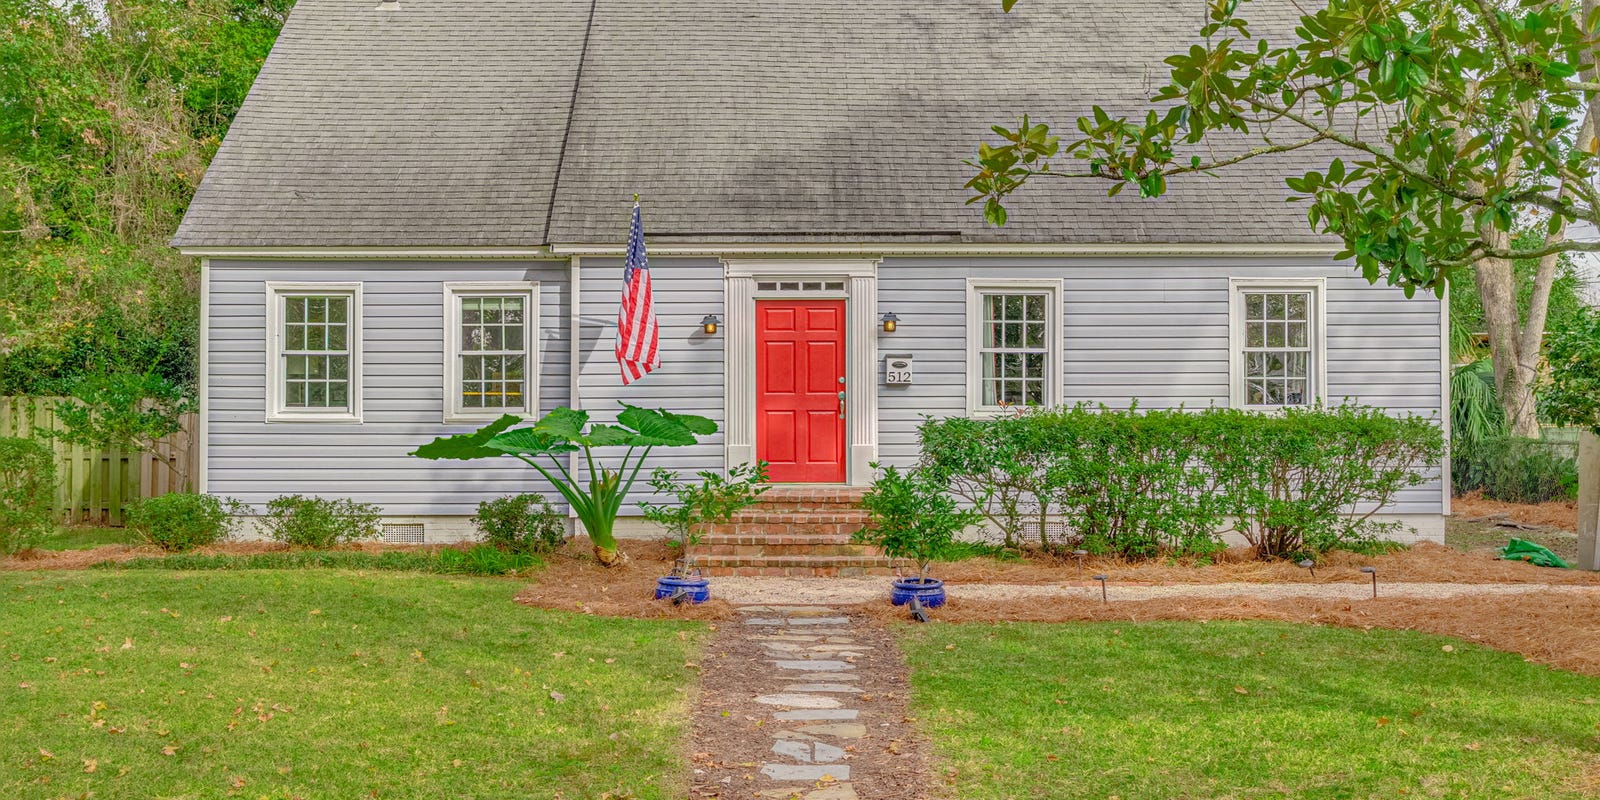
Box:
[1246, 380, 1264, 405]
[982, 379, 1000, 407]
[484, 325, 504, 351]
[462, 297, 482, 324]
[328, 325, 346, 351]
[985, 322, 1003, 349]
[463, 385, 483, 408]
[1023, 380, 1044, 406]
[307, 382, 327, 406]
[1266, 353, 1285, 377]
[983, 353, 1001, 381]
[307, 297, 327, 323]
[306, 324, 326, 351]
[505, 324, 524, 351]
[1247, 294, 1265, 320]
[1003, 322, 1022, 348]
[504, 298, 525, 324]
[1004, 295, 1024, 321]
[329, 382, 349, 407]
[286, 325, 305, 351]
[1286, 352, 1307, 379]
[483, 298, 502, 325]
[286, 382, 307, 407]
[463, 326, 484, 352]
[987, 295, 1005, 323]
[330, 356, 348, 380]
[504, 355, 525, 381]
[1266, 293, 1285, 320]
[1025, 321, 1045, 348]
[287, 297, 305, 323]
[1287, 293, 1307, 320]
[1024, 353, 1045, 380]
[1266, 322, 1285, 348]
[1246, 322, 1264, 348]
[1024, 294, 1042, 321]
[328, 297, 348, 323]
[1264, 380, 1284, 404]
[1003, 353, 1022, 378]
[1246, 352, 1265, 378]
[503, 381, 524, 405]
[308, 356, 327, 380]
[1287, 321, 1306, 348]
[286, 355, 307, 380]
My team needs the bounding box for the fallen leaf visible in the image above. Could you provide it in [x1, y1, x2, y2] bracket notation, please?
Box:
[38, 749, 54, 760]
[82, 758, 97, 773]
[161, 746, 178, 756]
[549, 691, 566, 703]
[1441, 645, 1455, 653]
[121, 638, 133, 650]
[228, 775, 246, 789]
[1234, 686, 1249, 695]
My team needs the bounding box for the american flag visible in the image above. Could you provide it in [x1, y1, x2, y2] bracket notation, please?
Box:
[616, 200, 660, 385]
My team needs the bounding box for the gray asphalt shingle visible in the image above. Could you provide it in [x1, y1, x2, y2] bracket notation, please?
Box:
[173, 0, 1330, 248]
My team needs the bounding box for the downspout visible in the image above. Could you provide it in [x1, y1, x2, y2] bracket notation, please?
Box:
[568, 256, 582, 527]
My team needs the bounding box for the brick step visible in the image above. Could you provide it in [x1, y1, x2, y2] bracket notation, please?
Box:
[747, 488, 869, 513]
[699, 521, 867, 538]
[725, 510, 870, 525]
[692, 542, 881, 557]
[695, 552, 904, 578]
[697, 531, 863, 546]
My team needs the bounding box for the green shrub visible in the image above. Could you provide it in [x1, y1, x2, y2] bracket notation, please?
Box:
[855, 464, 982, 579]
[918, 404, 1443, 560]
[0, 436, 56, 554]
[638, 461, 769, 547]
[1543, 307, 1600, 436]
[1452, 435, 1578, 503]
[124, 492, 239, 551]
[472, 494, 567, 554]
[259, 495, 382, 549]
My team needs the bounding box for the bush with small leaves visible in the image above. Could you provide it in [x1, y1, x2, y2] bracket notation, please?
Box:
[260, 495, 382, 549]
[124, 492, 240, 552]
[473, 494, 567, 554]
[0, 437, 56, 554]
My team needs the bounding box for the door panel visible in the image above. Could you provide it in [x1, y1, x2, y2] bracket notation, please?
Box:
[756, 300, 846, 483]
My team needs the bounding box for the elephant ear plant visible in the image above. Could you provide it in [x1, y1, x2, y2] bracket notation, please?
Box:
[411, 404, 717, 567]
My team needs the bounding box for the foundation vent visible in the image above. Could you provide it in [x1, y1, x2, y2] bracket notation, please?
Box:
[381, 522, 426, 544]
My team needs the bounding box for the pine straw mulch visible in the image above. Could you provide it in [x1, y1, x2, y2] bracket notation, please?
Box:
[848, 590, 1600, 677]
[933, 541, 1600, 586]
[1, 540, 302, 571]
[513, 539, 736, 621]
[1453, 490, 1580, 531]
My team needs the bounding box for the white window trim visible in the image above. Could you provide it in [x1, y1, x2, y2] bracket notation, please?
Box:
[442, 281, 540, 424]
[1228, 277, 1329, 410]
[965, 278, 1065, 416]
[265, 281, 363, 423]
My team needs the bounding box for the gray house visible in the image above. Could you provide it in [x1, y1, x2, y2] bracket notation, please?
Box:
[174, 0, 1449, 542]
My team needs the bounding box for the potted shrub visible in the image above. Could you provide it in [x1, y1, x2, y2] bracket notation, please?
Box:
[639, 461, 769, 604]
[854, 464, 980, 609]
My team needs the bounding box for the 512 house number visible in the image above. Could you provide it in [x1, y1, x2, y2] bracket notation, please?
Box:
[884, 355, 914, 384]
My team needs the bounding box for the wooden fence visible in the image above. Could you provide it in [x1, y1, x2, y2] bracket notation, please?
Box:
[0, 397, 196, 526]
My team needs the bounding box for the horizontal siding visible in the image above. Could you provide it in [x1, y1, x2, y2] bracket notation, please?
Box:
[576, 257, 726, 510]
[206, 260, 570, 515]
[203, 253, 1444, 522]
[875, 256, 1445, 515]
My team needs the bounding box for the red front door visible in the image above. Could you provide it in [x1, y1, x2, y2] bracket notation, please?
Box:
[756, 300, 847, 483]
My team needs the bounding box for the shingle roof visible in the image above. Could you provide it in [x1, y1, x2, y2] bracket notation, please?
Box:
[173, 0, 1330, 248]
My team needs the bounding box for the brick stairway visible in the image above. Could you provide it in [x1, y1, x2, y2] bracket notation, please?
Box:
[689, 488, 902, 577]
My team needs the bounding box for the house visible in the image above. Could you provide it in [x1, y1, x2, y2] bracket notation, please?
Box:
[173, 0, 1449, 544]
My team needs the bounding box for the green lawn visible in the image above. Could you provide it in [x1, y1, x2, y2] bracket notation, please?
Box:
[38, 527, 138, 551]
[900, 621, 1600, 799]
[1, 571, 706, 799]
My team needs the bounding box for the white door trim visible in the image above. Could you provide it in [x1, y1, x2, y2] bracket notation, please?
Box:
[723, 258, 880, 486]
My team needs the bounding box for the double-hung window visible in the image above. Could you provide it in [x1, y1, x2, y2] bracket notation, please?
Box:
[966, 279, 1063, 414]
[1229, 278, 1327, 409]
[267, 282, 362, 422]
[444, 282, 538, 423]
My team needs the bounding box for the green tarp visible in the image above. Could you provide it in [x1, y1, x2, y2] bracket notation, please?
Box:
[1497, 537, 1572, 569]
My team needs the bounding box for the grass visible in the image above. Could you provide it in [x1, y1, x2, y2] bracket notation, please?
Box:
[37, 527, 138, 551]
[0, 570, 707, 799]
[900, 621, 1600, 799]
[95, 547, 542, 576]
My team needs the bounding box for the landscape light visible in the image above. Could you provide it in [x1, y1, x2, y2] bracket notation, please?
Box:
[1297, 558, 1316, 578]
[1073, 549, 1088, 579]
[1093, 574, 1108, 604]
[1360, 566, 1378, 598]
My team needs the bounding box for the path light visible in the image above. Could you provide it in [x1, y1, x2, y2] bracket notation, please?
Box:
[880, 312, 900, 333]
[1093, 574, 1108, 604]
[1074, 549, 1088, 579]
[1297, 558, 1316, 578]
[700, 314, 721, 335]
[1360, 566, 1378, 598]
[908, 595, 929, 624]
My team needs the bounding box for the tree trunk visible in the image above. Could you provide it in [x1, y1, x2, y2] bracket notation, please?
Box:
[1473, 255, 1543, 438]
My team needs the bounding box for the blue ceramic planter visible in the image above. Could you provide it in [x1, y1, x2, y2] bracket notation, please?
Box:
[654, 575, 711, 604]
[890, 577, 946, 608]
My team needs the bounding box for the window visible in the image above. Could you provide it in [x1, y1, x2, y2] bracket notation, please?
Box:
[1229, 278, 1327, 409]
[966, 279, 1062, 414]
[266, 282, 362, 422]
[444, 282, 538, 422]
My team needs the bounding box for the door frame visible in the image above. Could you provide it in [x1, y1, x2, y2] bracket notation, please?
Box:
[723, 258, 879, 486]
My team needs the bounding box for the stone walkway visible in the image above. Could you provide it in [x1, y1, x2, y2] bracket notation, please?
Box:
[688, 605, 925, 799]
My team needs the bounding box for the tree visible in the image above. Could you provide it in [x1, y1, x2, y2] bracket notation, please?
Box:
[52, 372, 197, 490]
[968, 0, 1600, 437]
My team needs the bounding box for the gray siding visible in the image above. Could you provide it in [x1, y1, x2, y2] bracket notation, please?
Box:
[206, 260, 570, 514]
[875, 256, 1445, 515]
[575, 257, 726, 508]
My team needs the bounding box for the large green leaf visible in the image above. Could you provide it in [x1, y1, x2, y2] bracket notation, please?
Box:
[583, 424, 638, 447]
[410, 415, 523, 460]
[485, 427, 580, 457]
[533, 407, 590, 441]
[616, 404, 714, 447]
[660, 407, 718, 436]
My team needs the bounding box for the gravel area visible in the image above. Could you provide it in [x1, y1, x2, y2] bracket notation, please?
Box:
[713, 577, 1600, 605]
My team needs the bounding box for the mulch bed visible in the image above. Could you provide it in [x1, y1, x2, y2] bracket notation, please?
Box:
[1454, 490, 1580, 531]
[686, 618, 930, 800]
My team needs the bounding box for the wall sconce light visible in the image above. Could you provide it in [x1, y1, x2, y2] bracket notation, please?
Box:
[700, 314, 721, 335]
[880, 312, 900, 333]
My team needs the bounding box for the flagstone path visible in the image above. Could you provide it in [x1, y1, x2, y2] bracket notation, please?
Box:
[687, 606, 926, 799]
